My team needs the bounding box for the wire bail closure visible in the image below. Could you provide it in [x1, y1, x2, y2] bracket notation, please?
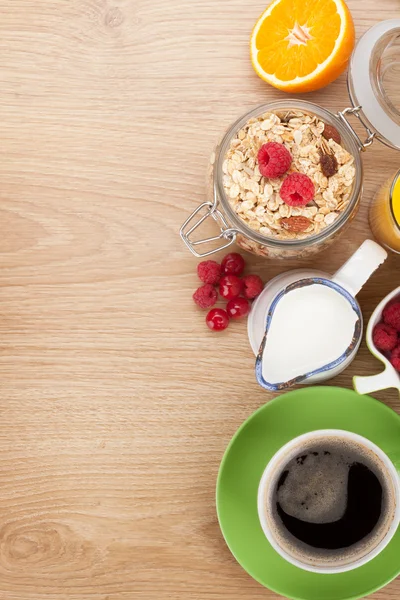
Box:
[337, 106, 376, 152]
[180, 185, 237, 257]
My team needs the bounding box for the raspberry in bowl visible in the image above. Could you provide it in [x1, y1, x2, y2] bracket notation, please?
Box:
[354, 287, 400, 397]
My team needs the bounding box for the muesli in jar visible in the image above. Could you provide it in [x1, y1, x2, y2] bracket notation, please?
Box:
[223, 110, 356, 243]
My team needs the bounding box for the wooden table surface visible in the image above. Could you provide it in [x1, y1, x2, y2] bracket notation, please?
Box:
[0, 0, 399, 598]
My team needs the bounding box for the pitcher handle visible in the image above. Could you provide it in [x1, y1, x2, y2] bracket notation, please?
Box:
[332, 240, 387, 297]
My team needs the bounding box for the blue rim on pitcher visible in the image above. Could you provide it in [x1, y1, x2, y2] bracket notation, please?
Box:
[255, 278, 363, 392]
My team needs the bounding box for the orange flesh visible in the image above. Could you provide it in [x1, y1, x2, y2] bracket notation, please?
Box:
[255, 0, 342, 81]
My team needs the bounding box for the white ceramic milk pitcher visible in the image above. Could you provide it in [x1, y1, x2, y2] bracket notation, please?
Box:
[248, 240, 387, 391]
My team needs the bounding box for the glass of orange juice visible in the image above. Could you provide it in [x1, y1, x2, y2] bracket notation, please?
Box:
[369, 170, 400, 254]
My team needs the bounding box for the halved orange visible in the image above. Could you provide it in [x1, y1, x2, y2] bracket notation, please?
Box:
[250, 0, 355, 93]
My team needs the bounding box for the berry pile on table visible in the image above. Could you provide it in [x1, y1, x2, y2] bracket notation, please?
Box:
[193, 253, 264, 332]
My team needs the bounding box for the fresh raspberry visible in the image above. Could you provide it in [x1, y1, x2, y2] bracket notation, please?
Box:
[227, 297, 251, 319]
[257, 142, 292, 178]
[280, 173, 315, 206]
[391, 346, 400, 372]
[383, 302, 400, 331]
[242, 274, 263, 299]
[206, 308, 229, 331]
[197, 260, 221, 285]
[219, 275, 243, 300]
[193, 284, 218, 309]
[372, 323, 398, 352]
[221, 252, 245, 276]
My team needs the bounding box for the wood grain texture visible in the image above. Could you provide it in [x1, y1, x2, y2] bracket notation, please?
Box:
[0, 0, 399, 598]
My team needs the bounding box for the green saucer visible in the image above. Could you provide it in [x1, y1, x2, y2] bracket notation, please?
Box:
[216, 387, 400, 600]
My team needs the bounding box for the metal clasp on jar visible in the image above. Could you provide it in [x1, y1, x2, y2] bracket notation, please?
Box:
[337, 106, 376, 151]
[180, 186, 238, 258]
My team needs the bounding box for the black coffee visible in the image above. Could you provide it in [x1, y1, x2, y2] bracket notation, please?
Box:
[276, 460, 382, 549]
[267, 438, 395, 566]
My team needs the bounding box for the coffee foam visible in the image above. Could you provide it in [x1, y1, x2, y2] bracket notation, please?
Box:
[262, 435, 397, 567]
[276, 449, 350, 524]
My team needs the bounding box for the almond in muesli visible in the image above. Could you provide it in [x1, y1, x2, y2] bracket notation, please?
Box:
[280, 216, 312, 232]
[322, 124, 341, 145]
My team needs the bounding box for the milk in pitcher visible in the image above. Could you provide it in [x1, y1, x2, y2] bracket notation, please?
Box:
[262, 284, 359, 384]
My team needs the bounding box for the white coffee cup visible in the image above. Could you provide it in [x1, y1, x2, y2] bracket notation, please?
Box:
[257, 430, 400, 574]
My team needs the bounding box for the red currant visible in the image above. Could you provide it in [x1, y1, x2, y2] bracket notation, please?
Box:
[206, 308, 229, 331]
[219, 275, 243, 300]
[221, 252, 245, 276]
[226, 297, 250, 319]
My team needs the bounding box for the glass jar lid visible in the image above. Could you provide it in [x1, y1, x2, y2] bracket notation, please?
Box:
[348, 19, 400, 151]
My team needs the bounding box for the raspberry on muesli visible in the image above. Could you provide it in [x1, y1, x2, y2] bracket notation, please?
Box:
[222, 110, 356, 241]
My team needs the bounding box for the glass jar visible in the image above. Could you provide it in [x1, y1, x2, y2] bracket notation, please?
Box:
[180, 20, 400, 260]
[370, 169, 400, 253]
